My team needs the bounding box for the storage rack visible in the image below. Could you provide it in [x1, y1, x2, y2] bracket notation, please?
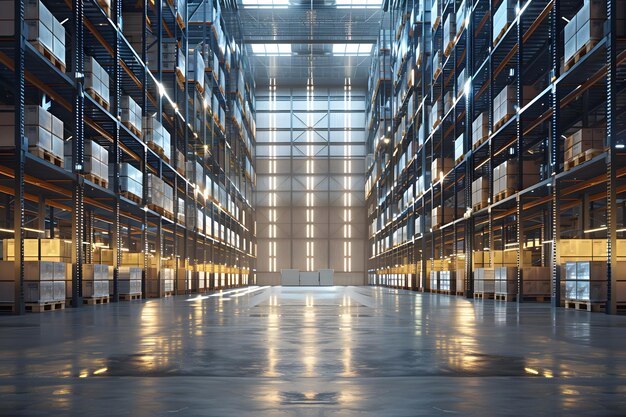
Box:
[368, 0, 625, 313]
[1, 0, 256, 314]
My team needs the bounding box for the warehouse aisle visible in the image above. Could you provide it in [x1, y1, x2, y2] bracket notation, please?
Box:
[1, 287, 626, 416]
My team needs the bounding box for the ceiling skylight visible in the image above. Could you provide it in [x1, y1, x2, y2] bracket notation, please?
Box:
[332, 43, 373, 56]
[241, 0, 289, 8]
[335, 0, 383, 8]
[251, 44, 292, 56]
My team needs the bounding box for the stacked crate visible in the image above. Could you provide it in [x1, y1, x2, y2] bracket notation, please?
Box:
[147, 174, 174, 217]
[471, 177, 489, 210]
[118, 266, 142, 297]
[431, 157, 453, 182]
[472, 112, 489, 148]
[443, 12, 456, 55]
[456, 0, 467, 36]
[121, 96, 142, 137]
[432, 205, 454, 227]
[24, 0, 66, 70]
[79, 264, 111, 299]
[494, 266, 518, 297]
[144, 116, 171, 162]
[186, 160, 205, 192]
[521, 266, 551, 299]
[443, 91, 454, 114]
[433, 50, 441, 80]
[493, 0, 515, 45]
[564, 261, 607, 304]
[188, 49, 205, 93]
[493, 85, 515, 128]
[493, 160, 541, 199]
[564, 0, 605, 69]
[440, 270, 453, 292]
[429, 271, 439, 291]
[64, 140, 108, 186]
[456, 68, 466, 98]
[176, 197, 185, 223]
[1, 105, 66, 165]
[474, 267, 495, 296]
[119, 163, 143, 201]
[4, 238, 71, 262]
[564, 128, 604, 169]
[175, 151, 185, 176]
[85, 56, 110, 108]
[147, 267, 174, 297]
[0, 261, 65, 306]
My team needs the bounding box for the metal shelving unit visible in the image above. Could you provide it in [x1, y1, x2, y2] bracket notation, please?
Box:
[368, 0, 625, 313]
[0, 0, 257, 314]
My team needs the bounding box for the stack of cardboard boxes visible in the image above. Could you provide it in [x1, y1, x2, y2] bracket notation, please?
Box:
[121, 96, 142, 136]
[119, 163, 143, 200]
[25, 0, 66, 68]
[85, 56, 110, 107]
[564, 0, 605, 66]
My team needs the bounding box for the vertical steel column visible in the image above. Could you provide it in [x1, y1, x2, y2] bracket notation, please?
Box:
[141, 0, 149, 299]
[71, 0, 85, 308]
[516, 6, 524, 302]
[13, 0, 26, 315]
[605, 0, 617, 314]
[464, 0, 474, 299]
[111, 0, 122, 303]
[550, 0, 561, 308]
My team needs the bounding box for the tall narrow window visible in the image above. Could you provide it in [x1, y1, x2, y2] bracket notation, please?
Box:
[343, 78, 353, 272]
[268, 78, 277, 272]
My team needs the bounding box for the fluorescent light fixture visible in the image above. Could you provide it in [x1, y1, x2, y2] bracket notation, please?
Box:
[250, 44, 291, 56]
[24, 228, 45, 234]
[584, 226, 607, 233]
[504, 242, 518, 247]
[332, 43, 373, 56]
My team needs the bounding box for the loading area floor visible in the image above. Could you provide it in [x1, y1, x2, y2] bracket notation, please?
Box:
[1, 286, 626, 416]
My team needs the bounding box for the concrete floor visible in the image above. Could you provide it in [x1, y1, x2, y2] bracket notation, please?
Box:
[1, 286, 626, 416]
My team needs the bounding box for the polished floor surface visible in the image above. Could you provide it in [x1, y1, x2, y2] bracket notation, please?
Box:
[1, 286, 626, 416]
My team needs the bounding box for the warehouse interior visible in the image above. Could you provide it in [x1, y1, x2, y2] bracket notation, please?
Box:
[1, 0, 626, 415]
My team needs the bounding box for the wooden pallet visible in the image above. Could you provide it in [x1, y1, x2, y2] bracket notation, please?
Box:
[433, 67, 442, 81]
[494, 113, 513, 130]
[564, 149, 603, 171]
[176, 12, 185, 30]
[432, 15, 441, 32]
[120, 293, 142, 301]
[122, 121, 142, 139]
[83, 296, 110, 305]
[444, 41, 454, 58]
[494, 189, 514, 203]
[0, 303, 15, 313]
[147, 141, 170, 164]
[97, 0, 111, 17]
[473, 201, 488, 212]
[455, 291, 465, 297]
[86, 88, 111, 112]
[493, 22, 510, 47]
[565, 40, 598, 71]
[472, 136, 488, 150]
[473, 292, 495, 300]
[29, 146, 63, 168]
[84, 173, 108, 189]
[497, 294, 550, 302]
[175, 68, 186, 89]
[194, 81, 204, 94]
[432, 118, 442, 131]
[121, 191, 142, 204]
[26, 301, 65, 313]
[164, 290, 174, 297]
[565, 300, 604, 312]
[31, 41, 66, 73]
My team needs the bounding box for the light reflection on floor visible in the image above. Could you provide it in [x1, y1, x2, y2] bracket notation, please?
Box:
[0, 286, 626, 416]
